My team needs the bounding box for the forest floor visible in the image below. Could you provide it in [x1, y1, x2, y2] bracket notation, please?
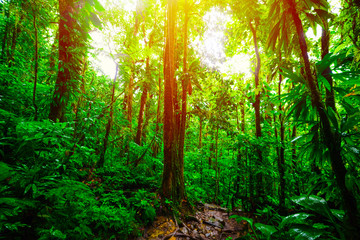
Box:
[136, 203, 251, 240]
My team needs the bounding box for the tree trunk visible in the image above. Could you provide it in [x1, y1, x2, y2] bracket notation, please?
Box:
[178, 0, 189, 193]
[135, 84, 148, 145]
[161, 0, 185, 205]
[152, 68, 162, 157]
[125, 71, 134, 127]
[136, 24, 153, 146]
[288, 1, 359, 238]
[249, 21, 263, 197]
[135, 81, 148, 146]
[49, 0, 76, 122]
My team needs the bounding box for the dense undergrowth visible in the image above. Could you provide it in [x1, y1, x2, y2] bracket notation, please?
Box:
[1, 75, 359, 240]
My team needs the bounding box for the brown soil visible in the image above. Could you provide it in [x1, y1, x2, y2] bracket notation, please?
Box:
[136, 203, 253, 240]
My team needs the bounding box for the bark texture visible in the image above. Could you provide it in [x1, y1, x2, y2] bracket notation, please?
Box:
[161, 0, 185, 205]
[49, 0, 76, 122]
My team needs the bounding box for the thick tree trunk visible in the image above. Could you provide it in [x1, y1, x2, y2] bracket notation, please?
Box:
[178, 0, 189, 195]
[288, 1, 359, 238]
[49, 0, 77, 122]
[152, 69, 162, 157]
[161, 0, 185, 205]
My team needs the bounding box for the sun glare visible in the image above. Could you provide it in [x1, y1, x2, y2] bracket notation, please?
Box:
[90, 0, 137, 78]
[192, 7, 252, 78]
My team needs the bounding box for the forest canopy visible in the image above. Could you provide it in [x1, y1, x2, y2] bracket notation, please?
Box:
[1, 0, 360, 239]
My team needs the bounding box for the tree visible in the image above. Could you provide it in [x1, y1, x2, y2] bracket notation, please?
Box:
[49, 0, 79, 122]
[160, 0, 186, 205]
[268, 0, 359, 237]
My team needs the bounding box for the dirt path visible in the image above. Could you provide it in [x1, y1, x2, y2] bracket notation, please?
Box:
[136, 203, 251, 240]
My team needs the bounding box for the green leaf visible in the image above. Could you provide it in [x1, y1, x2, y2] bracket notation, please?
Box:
[330, 209, 344, 221]
[341, 115, 359, 132]
[316, 52, 332, 76]
[310, 0, 330, 9]
[90, 12, 102, 29]
[327, 106, 339, 130]
[280, 68, 305, 84]
[289, 224, 324, 240]
[267, 20, 280, 51]
[291, 135, 306, 143]
[255, 223, 277, 238]
[318, 75, 331, 91]
[291, 195, 331, 218]
[279, 213, 313, 229]
[0, 162, 12, 181]
[92, 0, 105, 12]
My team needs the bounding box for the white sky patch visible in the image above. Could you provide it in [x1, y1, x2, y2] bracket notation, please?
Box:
[193, 8, 252, 79]
[193, 8, 231, 71]
[99, 0, 136, 12]
[220, 54, 252, 78]
[89, 29, 117, 78]
[329, 0, 341, 15]
[89, 0, 136, 77]
[306, 24, 322, 40]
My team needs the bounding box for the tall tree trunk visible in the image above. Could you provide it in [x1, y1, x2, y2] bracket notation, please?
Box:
[135, 84, 148, 145]
[178, 0, 189, 193]
[8, 15, 22, 68]
[161, 0, 185, 205]
[49, 0, 76, 122]
[249, 21, 263, 197]
[125, 71, 134, 127]
[135, 75, 148, 146]
[152, 68, 162, 157]
[288, 1, 359, 238]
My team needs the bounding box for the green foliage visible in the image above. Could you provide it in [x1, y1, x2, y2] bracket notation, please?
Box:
[234, 195, 348, 240]
[1, 0, 360, 239]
